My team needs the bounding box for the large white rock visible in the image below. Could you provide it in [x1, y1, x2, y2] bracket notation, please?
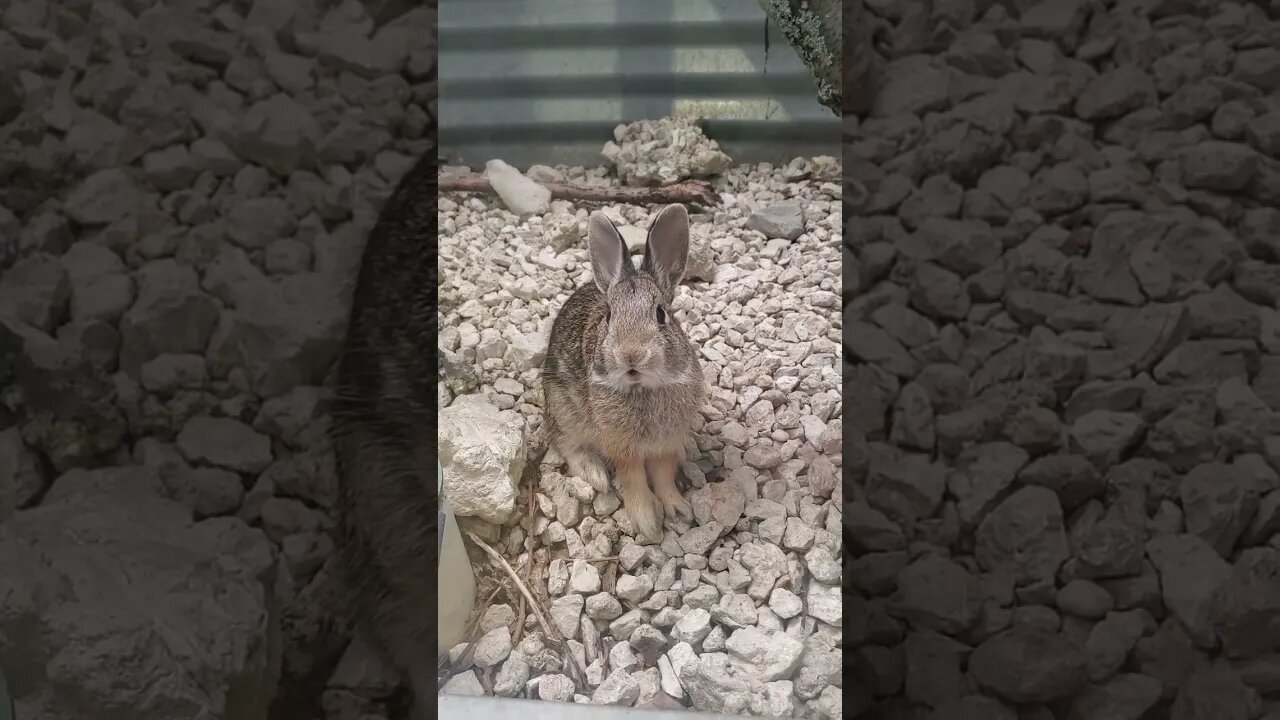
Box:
[724, 626, 806, 681]
[0, 467, 279, 718]
[118, 260, 220, 375]
[439, 393, 526, 523]
[484, 159, 551, 216]
[747, 202, 805, 241]
[202, 249, 348, 398]
[231, 93, 322, 176]
[63, 168, 143, 225]
[60, 242, 135, 324]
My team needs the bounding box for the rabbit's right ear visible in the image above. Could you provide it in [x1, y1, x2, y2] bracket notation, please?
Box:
[587, 212, 629, 292]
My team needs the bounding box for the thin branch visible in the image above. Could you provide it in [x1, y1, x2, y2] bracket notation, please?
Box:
[466, 531, 587, 686]
[757, 0, 842, 115]
[439, 173, 719, 207]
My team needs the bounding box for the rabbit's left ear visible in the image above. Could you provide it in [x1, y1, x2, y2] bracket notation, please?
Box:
[642, 204, 689, 301]
[588, 212, 630, 292]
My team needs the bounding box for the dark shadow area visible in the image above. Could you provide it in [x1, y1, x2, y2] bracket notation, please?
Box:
[0, 1, 436, 718]
[845, 0, 1280, 718]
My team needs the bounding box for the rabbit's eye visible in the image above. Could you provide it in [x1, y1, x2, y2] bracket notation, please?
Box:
[656, 305, 668, 325]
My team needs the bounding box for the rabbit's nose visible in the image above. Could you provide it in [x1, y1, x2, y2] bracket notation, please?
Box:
[618, 348, 650, 368]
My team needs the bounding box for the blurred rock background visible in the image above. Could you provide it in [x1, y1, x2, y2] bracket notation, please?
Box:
[0, 1, 434, 718]
[845, 0, 1280, 718]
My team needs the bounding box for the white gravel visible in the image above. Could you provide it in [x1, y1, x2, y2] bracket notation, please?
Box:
[437, 120, 843, 717]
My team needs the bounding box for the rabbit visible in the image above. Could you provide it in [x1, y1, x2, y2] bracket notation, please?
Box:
[542, 204, 706, 543]
[332, 150, 438, 720]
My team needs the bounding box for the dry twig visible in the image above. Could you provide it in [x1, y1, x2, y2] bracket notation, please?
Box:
[603, 557, 618, 596]
[514, 468, 538, 645]
[465, 531, 587, 686]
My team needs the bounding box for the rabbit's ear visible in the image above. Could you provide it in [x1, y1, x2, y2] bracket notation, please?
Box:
[588, 212, 629, 292]
[642, 204, 689, 300]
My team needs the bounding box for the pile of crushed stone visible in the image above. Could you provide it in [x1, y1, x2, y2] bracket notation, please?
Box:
[602, 115, 734, 186]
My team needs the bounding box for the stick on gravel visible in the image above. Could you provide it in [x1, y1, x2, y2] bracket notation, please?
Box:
[438, 173, 720, 207]
[514, 476, 537, 645]
[466, 531, 587, 686]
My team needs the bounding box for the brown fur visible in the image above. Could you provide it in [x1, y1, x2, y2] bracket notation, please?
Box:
[331, 149, 438, 719]
[541, 206, 705, 542]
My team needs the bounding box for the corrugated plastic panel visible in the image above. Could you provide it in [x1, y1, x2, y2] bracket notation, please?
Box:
[438, 0, 839, 169]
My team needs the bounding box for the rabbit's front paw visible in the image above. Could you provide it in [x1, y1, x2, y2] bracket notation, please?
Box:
[649, 454, 692, 525]
[627, 489, 666, 544]
[660, 491, 693, 524]
[566, 449, 611, 494]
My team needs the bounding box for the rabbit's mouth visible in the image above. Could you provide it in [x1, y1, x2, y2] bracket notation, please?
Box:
[620, 367, 660, 389]
[592, 365, 669, 392]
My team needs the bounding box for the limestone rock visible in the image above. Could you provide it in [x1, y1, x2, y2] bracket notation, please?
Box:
[0, 467, 278, 718]
[439, 394, 527, 524]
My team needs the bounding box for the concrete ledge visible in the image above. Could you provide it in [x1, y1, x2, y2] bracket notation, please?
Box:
[438, 694, 744, 720]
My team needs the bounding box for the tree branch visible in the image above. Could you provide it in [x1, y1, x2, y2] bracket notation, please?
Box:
[757, 0, 842, 116]
[438, 173, 719, 207]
